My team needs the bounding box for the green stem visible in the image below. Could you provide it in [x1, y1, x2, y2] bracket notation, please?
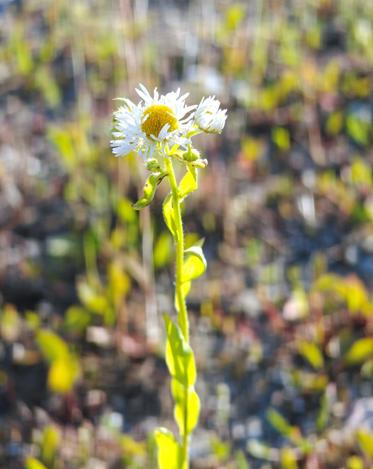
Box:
[164, 155, 189, 469]
[164, 156, 189, 343]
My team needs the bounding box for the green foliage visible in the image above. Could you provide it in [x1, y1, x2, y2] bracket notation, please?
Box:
[235, 450, 250, 469]
[154, 428, 180, 469]
[154, 232, 173, 269]
[297, 341, 324, 370]
[267, 409, 311, 452]
[133, 172, 167, 209]
[163, 194, 177, 236]
[182, 246, 207, 283]
[25, 458, 48, 469]
[345, 338, 373, 365]
[210, 436, 230, 462]
[178, 166, 198, 199]
[36, 330, 79, 394]
[280, 448, 298, 469]
[41, 425, 60, 465]
[164, 315, 200, 437]
[36, 330, 69, 363]
[356, 429, 373, 458]
[272, 127, 290, 150]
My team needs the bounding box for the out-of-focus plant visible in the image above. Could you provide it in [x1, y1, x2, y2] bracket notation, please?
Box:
[111, 85, 226, 468]
[36, 329, 80, 394]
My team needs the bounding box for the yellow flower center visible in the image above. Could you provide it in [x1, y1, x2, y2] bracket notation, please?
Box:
[141, 104, 178, 139]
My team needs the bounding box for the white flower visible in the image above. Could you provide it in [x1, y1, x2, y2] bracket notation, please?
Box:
[194, 96, 227, 134]
[111, 84, 196, 159]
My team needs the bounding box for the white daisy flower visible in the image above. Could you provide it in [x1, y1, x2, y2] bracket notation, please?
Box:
[194, 96, 227, 134]
[111, 84, 196, 159]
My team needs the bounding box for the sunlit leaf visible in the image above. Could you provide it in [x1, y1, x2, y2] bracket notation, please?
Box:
[272, 127, 290, 150]
[326, 112, 343, 136]
[357, 429, 373, 458]
[162, 193, 176, 236]
[345, 338, 373, 365]
[346, 114, 370, 146]
[48, 356, 79, 394]
[247, 441, 274, 461]
[210, 436, 231, 462]
[41, 425, 60, 464]
[121, 434, 146, 459]
[347, 456, 364, 469]
[182, 246, 207, 283]
[48, 128, 75, 170]
[0, 305, 21, 342]
[298, 341, 324, 369]
[154, 232, 173, 269]
[179, 166, 197, 199]
[225, 4, 245, 31]
[36, 330, 69, 363]
[154, 428, 180, 469]
[280, 448, 298, 469]
[164, 315, 196, 386]
[117, 197, 137, 224]
[77, 281, 109, 315]
[64, 306, 90, 334]
[25, 458, 47, 469]
[316, 391, 330, 432]
[133, 172, 167, 210]
[34, 66, 60, 108]
[267, 409, 293, 438]
[235, 450, 250, 469]
[172, 379, 200, 435]
[107, 262, 131, 305]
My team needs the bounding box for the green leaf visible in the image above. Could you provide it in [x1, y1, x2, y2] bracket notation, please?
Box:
[247, 441, 273, 461]
[64, 306, 90, 333]
[316, 391, 330, 432]
[210, 436, 231, 462]
[77, 281, 109, 315]
[154, 428, 180, 469]
[117, 197, 137, 223]
[179, 166, 198, 199]
[41, 425, 60, 464]
[154, 232, 172, 269]
[182, 246, 207, 283]
[48, 127, 75, 170]
[347, 456, 364, 469]
[36, 330, 69, 363]
[280, 448, 298, 469]
[235, 450, 250, 469]
[345, 338, 373, 365]
[25, 458, 48, 469]
[133, 172, 167, 210]
[164, 315, 196, 386]
[267, 409, 293, 438]
[48, 356, 79, 394]
[357, 429, 373, 458]
[272, 127, 290, 150]
[298, 341, 324, 369]
[346, 114, 370, 146]
[172, 379, 200, 436]
[162, 193, 176, 236]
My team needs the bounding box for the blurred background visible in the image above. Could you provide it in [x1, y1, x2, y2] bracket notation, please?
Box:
[1, 0, 373, 467]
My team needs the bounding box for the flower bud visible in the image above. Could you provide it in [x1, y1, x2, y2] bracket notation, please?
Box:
[146, 158, 161, 172]
[183, 148, 200, 162]
[195, 96, 227, 134]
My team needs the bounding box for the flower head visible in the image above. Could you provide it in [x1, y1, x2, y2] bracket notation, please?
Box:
[194, 96, 227, 134]
[111, 84, 195, 159]
[111, 85, 227, 161]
